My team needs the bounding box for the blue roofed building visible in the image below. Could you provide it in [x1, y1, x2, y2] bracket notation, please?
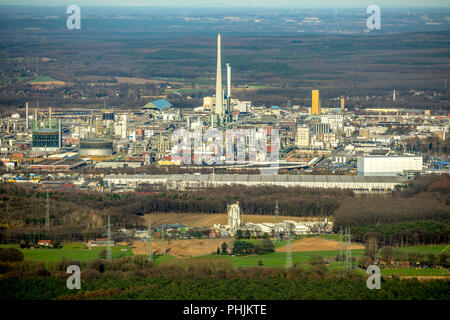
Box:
[141, 98, 173, 111]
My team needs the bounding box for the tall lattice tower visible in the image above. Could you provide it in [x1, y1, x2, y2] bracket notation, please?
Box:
[274, 200, 280, 242]
[45, 191, 50, 230]
[161, 224, 166, 255]
[339, 227, 344, 263]
[345, 227, 352, 269]
[106, 214, 112, 261]
[147, 216, 153, 262]
[340, 226, 352, 269]
[285, 223, 293, 269]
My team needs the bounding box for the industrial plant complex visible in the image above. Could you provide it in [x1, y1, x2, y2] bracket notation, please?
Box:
[0, 33, 448, 192]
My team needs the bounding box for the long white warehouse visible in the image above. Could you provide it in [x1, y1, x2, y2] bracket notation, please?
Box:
[104, 174, 409, 193]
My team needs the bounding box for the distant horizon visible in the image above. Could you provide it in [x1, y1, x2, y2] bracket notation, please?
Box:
[1, 0, 450, 8]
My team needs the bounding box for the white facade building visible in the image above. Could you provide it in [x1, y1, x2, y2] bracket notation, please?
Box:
[321, 114, 344, 132]
[296, 126, 311, 147]
[357, 156, 423, 176]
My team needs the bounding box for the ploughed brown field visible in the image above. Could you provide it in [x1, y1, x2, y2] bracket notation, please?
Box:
[132, 239, 233, 258]
[131, 237, 362, 258]
[276, 237, 364, 252]
[28, 80, 66, 86]
[143, 213, 326, 228]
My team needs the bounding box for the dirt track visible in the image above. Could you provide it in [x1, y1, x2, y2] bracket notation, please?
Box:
[276, 237, 364, 253]
[132, 239, 233, 258]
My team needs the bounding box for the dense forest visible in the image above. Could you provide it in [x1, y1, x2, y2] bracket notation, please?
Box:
[0, 174, 449, 245]
[334, 174, 450, 246]
[0, 256, 448, 300]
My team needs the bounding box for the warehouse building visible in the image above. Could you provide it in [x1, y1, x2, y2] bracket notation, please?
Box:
[104, 174, 409, 193]
[357, 156, 422, 176]
[30, 158, 84, 172]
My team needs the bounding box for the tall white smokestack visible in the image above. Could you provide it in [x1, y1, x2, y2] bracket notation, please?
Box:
[25, 102, 29, 130]
[49, 107, 52, 125]
[215, 33, 223, 116]
[58, 119, 61, 149]
[226, 63, 231, 99]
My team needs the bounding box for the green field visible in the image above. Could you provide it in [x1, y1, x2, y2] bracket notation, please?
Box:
[146, 254, 178, 265]
[0, 244, 133, 262]
[194, 249, 365, 268]
[317, 234, 341, 241]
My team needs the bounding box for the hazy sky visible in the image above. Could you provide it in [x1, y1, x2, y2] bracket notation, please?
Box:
[1, 0, 449, 7]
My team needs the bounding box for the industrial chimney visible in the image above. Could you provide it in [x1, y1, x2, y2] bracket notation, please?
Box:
[25, 102, 29, 130]
[226, 63, 231, 99]
[215, 33, 223, 116]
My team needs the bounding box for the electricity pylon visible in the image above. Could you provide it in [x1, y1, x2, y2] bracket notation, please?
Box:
[345, 227, 352, 269]
[340, 226, 352, 269]
[106, 214, 112, 261]
[274, 200, 280, 242]
[285, 223, 293, 269]
[45, 191, 50, 230]
[147, 216, 153, 262]
[161, 224, 166, 255]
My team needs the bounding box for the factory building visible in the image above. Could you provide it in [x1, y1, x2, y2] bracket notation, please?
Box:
[216, 201, 332, 237]
[30, 158, 84, 172]
[357, 156, 423, 176]
[104, 174, 409, 193]
[31, 108, 62, 152]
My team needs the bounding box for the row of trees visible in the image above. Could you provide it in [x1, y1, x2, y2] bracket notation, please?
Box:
[334, 175, 450, 246]
[1, 175, 449, 245]
[1, 257, 449, 300]
[216, 239, 275, 256]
